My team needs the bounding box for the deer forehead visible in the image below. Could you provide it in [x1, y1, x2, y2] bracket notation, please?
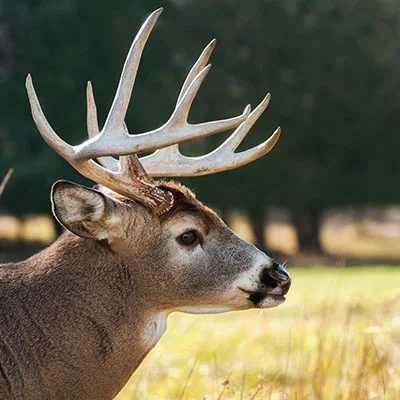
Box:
[161, 209, 221, 237]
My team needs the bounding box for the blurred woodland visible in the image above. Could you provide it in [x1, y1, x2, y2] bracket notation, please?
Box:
[1, 0, 400, 256]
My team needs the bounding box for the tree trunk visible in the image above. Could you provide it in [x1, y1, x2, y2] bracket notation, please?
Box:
[291, 208, 323, 253]
[54, 221, 65, 238]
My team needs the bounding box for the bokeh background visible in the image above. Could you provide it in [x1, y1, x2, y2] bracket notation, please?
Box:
[1, 1, 400, 399]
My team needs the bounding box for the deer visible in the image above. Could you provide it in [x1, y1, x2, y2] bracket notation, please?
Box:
[0, 8, 291, 400]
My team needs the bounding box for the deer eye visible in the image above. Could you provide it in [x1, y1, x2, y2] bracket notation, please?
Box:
[179, 230, 198, 246]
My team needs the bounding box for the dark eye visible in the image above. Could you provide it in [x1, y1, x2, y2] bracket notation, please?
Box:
[179, 230, 198, 246]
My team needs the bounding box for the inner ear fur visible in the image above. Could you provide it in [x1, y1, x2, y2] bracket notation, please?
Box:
[51, 180, 117, 240]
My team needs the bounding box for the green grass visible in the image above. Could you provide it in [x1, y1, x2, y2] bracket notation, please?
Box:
[115, 267, 400, 399]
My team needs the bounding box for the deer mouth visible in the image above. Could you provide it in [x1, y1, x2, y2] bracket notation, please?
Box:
[238, 287, 286, 308]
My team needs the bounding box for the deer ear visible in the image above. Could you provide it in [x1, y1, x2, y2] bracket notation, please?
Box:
[51, 180, 115, 240]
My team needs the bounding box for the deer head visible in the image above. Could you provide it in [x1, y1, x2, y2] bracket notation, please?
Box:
[17, 7, 291, 399]
[26, 7, 290, 310]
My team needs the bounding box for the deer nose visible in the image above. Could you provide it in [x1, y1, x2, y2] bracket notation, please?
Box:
[260, 261, 291, 293]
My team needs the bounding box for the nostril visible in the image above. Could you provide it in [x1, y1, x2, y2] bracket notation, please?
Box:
[260, 267, 279, 288]
[260, 262, 291, 288]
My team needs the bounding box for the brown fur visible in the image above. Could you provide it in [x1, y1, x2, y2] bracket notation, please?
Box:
[0, 181, 289, 399]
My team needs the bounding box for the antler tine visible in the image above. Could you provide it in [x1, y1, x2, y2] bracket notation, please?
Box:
[86, 81, 119, 171]
[171, 64, 212, 124]
[86, 81, 99, 140]
[169, 64, 251, 135]
[220, 93, 272, 152]
[177, 39, 216, 105]
[26, 74, 75, 161]
[140, 93, 280, 177]
[86, 80, 154, 190]
[101, 8, 163, 138]
[141, 39, 217, 171]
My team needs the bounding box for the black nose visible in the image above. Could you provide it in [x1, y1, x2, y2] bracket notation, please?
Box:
[260, 261, 291, 293]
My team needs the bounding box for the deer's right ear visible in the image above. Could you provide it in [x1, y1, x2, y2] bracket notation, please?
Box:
[51, 180, 116, 240]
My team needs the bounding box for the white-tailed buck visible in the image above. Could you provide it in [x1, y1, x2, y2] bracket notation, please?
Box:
[0, 8, 291, 400]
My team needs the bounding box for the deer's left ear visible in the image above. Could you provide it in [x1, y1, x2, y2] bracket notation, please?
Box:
[51, 180, 117, 240]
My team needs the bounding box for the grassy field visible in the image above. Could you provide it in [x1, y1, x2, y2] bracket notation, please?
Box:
[116, 267, 400, 400]
[1, 214, 399, 398]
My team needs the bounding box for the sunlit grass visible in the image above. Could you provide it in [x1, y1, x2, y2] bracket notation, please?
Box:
[1, 212, 399, 397]
[116, 267, 400, 400]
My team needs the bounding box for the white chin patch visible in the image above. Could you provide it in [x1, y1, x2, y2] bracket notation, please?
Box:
[176, 305, 235, 314]
[257, 295, 286, 309]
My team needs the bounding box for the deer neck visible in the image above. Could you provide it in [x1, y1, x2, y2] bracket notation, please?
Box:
[0, 232, 166, 400]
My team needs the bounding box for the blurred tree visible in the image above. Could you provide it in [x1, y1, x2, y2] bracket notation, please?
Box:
[1, 0, 400, 255]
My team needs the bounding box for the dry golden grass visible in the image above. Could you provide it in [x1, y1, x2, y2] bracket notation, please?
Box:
[116, 267, 400, 400]
[0, 212, 399, 398]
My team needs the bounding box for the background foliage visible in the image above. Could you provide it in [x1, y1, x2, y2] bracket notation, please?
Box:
[1, 0, 400, 252]
[115, 267, 400, 399]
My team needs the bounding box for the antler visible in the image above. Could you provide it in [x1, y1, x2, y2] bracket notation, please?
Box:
[87, 37, 281, 177]
[26, 8, 281, 212]
[140, 95, 280, 177]
[0, 168, 13, 197]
